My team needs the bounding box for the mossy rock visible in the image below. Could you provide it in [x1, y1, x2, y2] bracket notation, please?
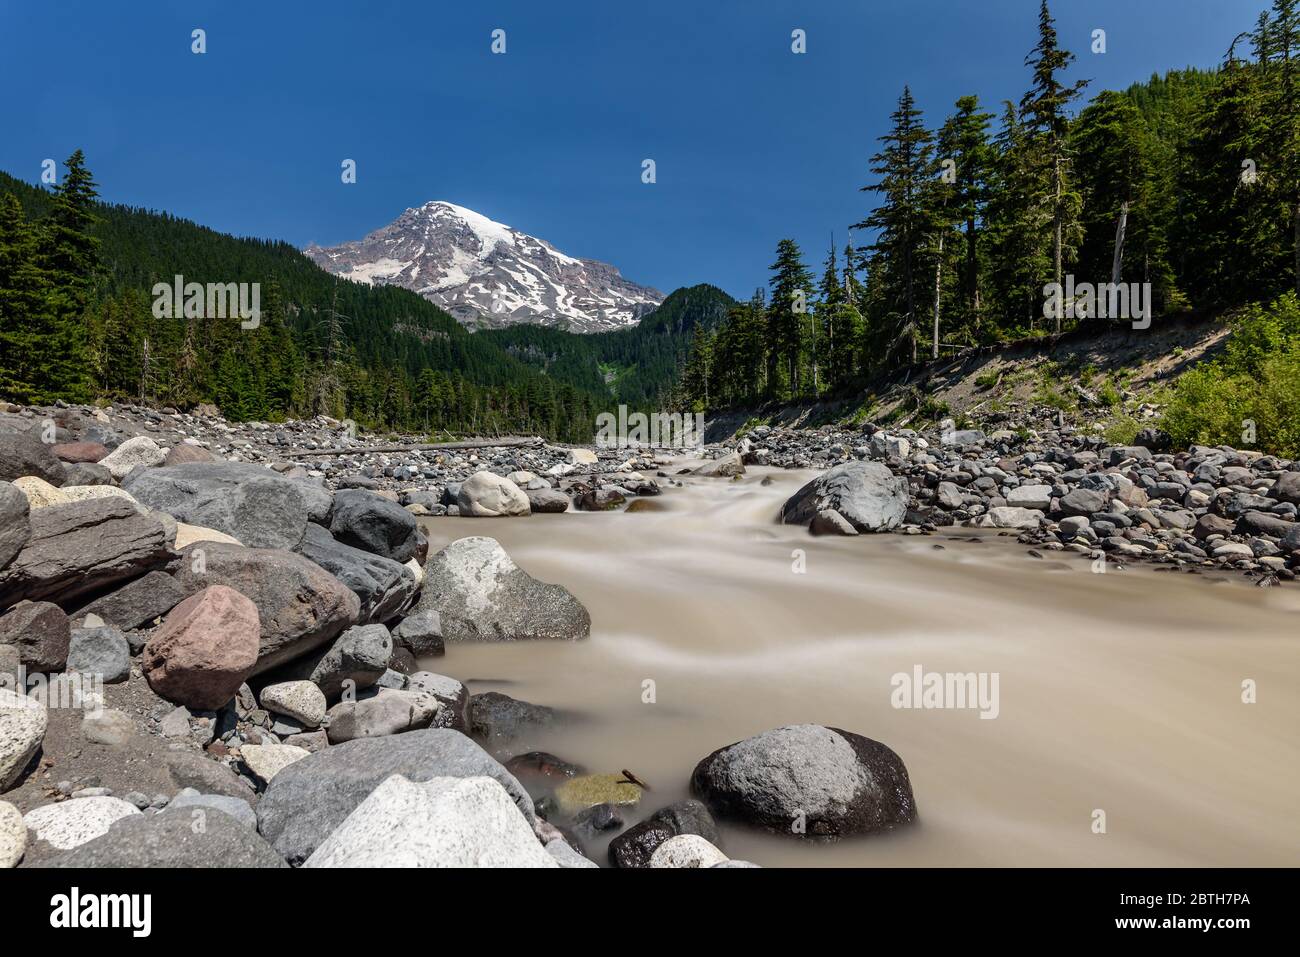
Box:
[554, 773, 643, 816]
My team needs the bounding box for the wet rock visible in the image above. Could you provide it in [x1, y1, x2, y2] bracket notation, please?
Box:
[554, 772, 643, 817]
[575, 488, 626, 511]
[693, 452, 745, 477]
[414, 536, 590, 642]
[608, 798, 720, 868]
[256, 728, 535, 864]
[505, 751, 583, 791]
[690, 724, 916, 838]
[780, 461, 907, 532]
[170, 542, 359, 676]
[546, 838, 599, 868]
[809, 508, 859, 536]
[470, 691, 557, 747]
[304, 774, 556, 868]
[143, 585, 261, 709]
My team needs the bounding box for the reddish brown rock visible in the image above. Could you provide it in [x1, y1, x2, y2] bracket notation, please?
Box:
[0, 600, 71, 672]
[164, 443, 215, 466]
[53, 441, 108, 464]
[143, 585, 260, 709]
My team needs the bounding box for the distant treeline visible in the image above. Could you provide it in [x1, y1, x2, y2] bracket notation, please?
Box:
[677, 0, 1300, 413]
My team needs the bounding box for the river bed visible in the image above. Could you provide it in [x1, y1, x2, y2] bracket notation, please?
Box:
[421, 465, 1300, 867]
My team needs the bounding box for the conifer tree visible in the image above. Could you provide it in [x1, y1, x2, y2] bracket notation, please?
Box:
[766, 239, 814, 397]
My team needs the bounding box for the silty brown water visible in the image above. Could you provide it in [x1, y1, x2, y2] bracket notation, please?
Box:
[421, 464, 1300, 867]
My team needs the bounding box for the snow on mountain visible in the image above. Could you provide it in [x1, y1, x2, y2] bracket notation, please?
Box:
[304, 201, 664, 333]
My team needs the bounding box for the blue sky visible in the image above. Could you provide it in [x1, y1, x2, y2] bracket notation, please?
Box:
[0, 0, 1265, 300]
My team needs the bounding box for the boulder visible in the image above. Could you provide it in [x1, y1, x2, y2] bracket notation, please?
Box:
[295, 524, 415, 624]
[1006, 484, 1053, 511]
[80, 708, 136, 747]
[693, 452, 744, 477]
[240, 743, 310, 785]
[0, 687, 46, 789]
[0, 498, 174, 609]
[1057, 488, 1108, 517]
[52, 441, 107, 464]
[413, 536, 590, 642]
[690, 724, 917, 837]
[469, 691, 557, 747]
[50, 808, 285, 867]
[0, 800, 24, 867]
[568, 448, 598, 465]
[575, 488, 625, 511]
[608, 799, 720, 869]
[304, 774, 556, 868]
[259, 681, 327, 729]
[809, 508, 858, 536]
[122, 462, 324, 550]
[143, 585, 261, 709]
[1269, 471, 1300, 505]
[407, 672, 470, 732]
[328, 488, 420, 562]
[256, 728, 535, 864]
[0, 482, 30, 569]
[98, 435, 166, 479]
[0, 430, 66, 485]
[24, 796, 140, 850]
[169, 542, 359, 675]
[57, 485, 143, 511]
[61, 462, 111, 486]
[162, 790, 256, 829]
[391, 610, 444, 657]
[980, 506, 1043, 529]
[325, 688, 440, 743]
[278, 623, 391, 699]
[163, 443, 215, 466]
[71, 571, 188, 631]
[12, 476, 69, 509]
[650, 834, 729, 868]
[456, 472, 531, 518]
[780, 461, 908, 532]
[525, 487, 571, 513]
[66, 626, 131, 684]
[0, 601, 70, 671]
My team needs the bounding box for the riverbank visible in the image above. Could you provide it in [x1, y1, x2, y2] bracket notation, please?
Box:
[1, 400, 1297, 869]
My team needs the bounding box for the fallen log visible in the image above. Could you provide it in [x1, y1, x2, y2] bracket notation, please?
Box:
[291, 436, 545, 457]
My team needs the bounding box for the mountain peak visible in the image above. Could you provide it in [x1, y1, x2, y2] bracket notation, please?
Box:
[306, 201, 663, 332]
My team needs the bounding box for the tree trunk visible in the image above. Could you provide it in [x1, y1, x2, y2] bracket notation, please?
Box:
[932, 233, 944, 360]
[1053, 157, 1063, 334]
[966, 216, 979, 330]
[1111, 200, 1129, 290]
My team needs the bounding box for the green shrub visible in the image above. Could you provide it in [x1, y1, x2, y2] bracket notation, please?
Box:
[1161, 294, 1300, 457]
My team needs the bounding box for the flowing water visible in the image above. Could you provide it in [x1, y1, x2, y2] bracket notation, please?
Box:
[421, 464, 1300, 867]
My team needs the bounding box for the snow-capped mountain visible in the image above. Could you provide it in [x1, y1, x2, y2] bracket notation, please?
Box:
[304, 201, 664, 333]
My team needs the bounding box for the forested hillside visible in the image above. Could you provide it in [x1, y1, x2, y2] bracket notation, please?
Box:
[0, 166, 702, 440]
[676, 0, 1300, 458]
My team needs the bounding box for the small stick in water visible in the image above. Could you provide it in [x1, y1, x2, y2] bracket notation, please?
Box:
[618, 769, 650, 790]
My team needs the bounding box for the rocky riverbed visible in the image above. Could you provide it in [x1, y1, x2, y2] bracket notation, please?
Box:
[1, 399, 1296, 869]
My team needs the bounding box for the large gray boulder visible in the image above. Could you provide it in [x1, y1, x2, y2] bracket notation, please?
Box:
[0, 498, 174, 609]
[256, 728, 536, 865]
[780, 461, 908, 532]
[0, 429, 66, 486]
[294, 524, 415, 624]
[329, 489, 420, 563]
[170, 542, 359, 675]
[456, 471, 531, 517]
[0, 687, 46, 790]
[49, 808, 285, 868]
[277, 623, 391, 698]
[304, 774, 555, 868]
[0, 481, 30, 570]
[412, 536, 590, 642]
[690, 724, 916, 838]
[123, 463, 311, 550]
